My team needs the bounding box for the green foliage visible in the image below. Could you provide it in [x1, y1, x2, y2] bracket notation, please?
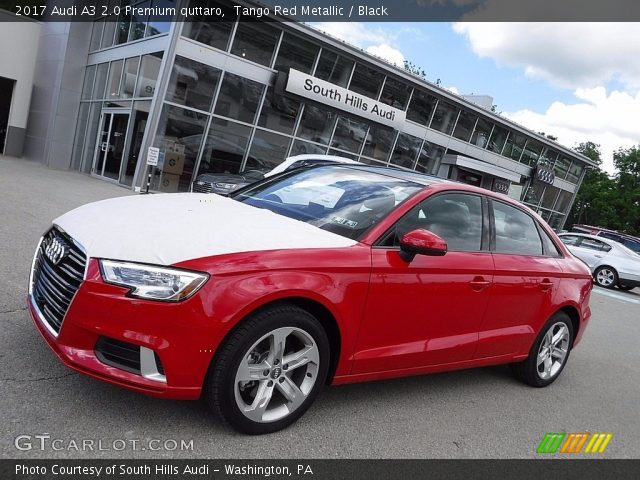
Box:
[568, 142, 640, 236]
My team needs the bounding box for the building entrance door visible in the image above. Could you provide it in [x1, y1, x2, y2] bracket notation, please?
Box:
[0, 76, 15, 154]
[93, 111, 130, 181]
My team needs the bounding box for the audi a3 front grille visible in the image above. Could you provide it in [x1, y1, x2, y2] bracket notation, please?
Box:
[192, 181, 214, 193]
[30, 227, 87, 335]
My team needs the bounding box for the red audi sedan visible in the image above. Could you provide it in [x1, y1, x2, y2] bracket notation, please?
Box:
[28, 165, 592, 434]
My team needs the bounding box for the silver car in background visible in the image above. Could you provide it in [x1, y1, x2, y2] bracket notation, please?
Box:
[558, 233, 640, 291]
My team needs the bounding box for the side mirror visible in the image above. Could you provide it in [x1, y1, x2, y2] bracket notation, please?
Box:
[399, 229, 448, 262]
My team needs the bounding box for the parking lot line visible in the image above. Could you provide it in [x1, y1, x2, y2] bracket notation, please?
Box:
[592, 287, 640, 305]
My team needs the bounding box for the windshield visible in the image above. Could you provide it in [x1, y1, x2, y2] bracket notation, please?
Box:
[232, 166, 423, 240]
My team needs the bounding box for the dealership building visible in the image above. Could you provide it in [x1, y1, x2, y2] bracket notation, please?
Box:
[15, 0, 596, 230]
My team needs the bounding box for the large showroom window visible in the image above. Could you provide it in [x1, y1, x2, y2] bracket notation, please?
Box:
[121, 57, 140, 99]
[197, 118, 252, 175]
[332, 116, 369, 154]
[296, 105, 337, 145]
[314, 50, 353, 87]
[181, 0, 237, 51]
[503, 131, 527, 162]
[291, 139, 326, 156]
[553, 156, 571, 179]
[165, 56, 221, 111]
[452, 110, 478, 142]
[89, 0, 174, 52]
[380, 77, 412, 110]
[106, 60, 124, 99]
[257, 86, 301, 135]
[136, 53, 163, 98]
[540, 184, 561, 210]
[230, 22, 280, 67]
[214, 73, 265, 123]
[538, 148, 558, 168]
[416, 142, 445, 174]
[566, 160, 584, 183]
[246, 129, 292, 172]
[153, 104, 208, 190]
[145, 0, 174, 37]
[389, 133, 422, 169]
[470, 118, 493, 148]
[361, 124, 395, 161]
[430, 100, 459, 135]
[349, 64, 385, 99]
[406, 89, 438, 126]
[487, 125, 509, 155]
[274, 33, 319, 74]
[520, 140, 543, 166]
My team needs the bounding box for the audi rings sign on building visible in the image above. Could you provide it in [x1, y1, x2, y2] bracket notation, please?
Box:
[536, 167, 556, 185]
[44, 236, 68, 265]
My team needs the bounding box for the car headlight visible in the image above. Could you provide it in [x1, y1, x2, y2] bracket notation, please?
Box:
[214, 182, 236, 190]
[99, 260, 208, 302]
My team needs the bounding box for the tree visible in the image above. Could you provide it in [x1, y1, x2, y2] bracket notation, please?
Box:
[567, 142, 617, 229]
[403, 61, 426, 80]
[567, 142, 640, 236]
[612, 146, 640, 235]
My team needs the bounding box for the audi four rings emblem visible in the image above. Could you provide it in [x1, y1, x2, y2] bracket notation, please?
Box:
[536, 168, 555, 185]
[44, 237, 68, 265]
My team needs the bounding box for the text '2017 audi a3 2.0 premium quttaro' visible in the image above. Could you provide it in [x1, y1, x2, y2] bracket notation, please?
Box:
[28, 165, 593, 434]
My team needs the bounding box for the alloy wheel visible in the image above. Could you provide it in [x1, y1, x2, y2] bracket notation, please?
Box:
[536, 322, 570, 380]
[596, 268, 616, 287]
[234, 327, 320, 423]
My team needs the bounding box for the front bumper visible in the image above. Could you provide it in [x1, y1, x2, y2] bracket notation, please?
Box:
[28, 259, 221, 400]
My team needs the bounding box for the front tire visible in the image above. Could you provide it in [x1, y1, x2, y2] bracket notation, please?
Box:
[594, 266, 618, 289]
[203, 304, 329, 434]
[512, 312, 574, 387]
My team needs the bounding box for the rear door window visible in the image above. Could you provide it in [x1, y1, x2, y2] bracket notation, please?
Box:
[492, 201, 543, 255]
[580, 238, 612, 252]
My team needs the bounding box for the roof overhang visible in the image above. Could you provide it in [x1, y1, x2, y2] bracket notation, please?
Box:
[442, 155, 522, 183]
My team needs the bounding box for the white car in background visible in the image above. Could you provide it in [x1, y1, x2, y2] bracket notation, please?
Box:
[558, 233, 640, 291]
[191, 154, 358, 194]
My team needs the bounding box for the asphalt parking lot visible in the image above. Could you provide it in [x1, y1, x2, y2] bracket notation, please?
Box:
[1, 157, 639, 459]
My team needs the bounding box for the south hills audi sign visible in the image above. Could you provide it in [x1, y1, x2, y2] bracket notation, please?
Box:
[285, 68, 406, 130]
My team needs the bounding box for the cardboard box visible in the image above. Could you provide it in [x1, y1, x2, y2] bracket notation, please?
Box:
[172, 143, 185, 154]
[163, 151, 185, 175]
[163, 137, 186, 154]
[160, 173, 181, 193]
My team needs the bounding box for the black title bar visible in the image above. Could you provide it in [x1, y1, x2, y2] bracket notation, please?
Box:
[2, 0, 640, 22]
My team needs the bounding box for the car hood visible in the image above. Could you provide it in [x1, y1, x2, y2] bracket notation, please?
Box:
[53, 193, 357, 265]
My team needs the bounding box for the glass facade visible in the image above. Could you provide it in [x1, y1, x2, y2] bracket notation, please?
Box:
[71, 51, 163, 181]
[89, 0, 176, 52]
[70, 4, 592, 231]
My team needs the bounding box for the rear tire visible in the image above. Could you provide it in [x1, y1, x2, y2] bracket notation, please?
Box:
[594, 266, 618, 289]
[203, 304, 329, 434]
[512, 312, 574, 387]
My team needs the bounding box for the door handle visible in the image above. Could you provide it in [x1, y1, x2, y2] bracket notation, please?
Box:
[540, 279, 554, 292]
[594, 254, 603, 258]
[469, 277, 491, 292]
